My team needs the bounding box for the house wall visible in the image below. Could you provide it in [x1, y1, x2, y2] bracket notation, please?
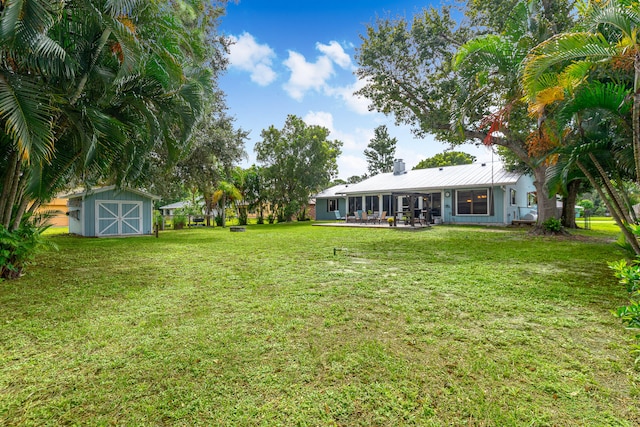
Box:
[315, 197, 347, 220]
[35, 198, 68, 227]
[68, 197, 83, 235]
[515, 174, 536, 218]
[76, 189, 154, 237]
[440, 175, 535, 225]
[442, 187, 507, 225]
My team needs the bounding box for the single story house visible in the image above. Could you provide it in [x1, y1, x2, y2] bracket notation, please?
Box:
[159, 200, 194, 217]
[313, 184, 349, 220]
[315, 160, 536, 226]
[62, 186, 159, 237]
[35, 196, 68, 227]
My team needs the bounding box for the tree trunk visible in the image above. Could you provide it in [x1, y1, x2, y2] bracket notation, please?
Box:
[0, 149, 19, 224]
[203, 192, 213, 227]
[1, 154, 22, 228]
[589, 153, 632, 224]
[70, 28, 112, 105]
[221, 194, 226, 227]
[577, 161, 640, 255]
[561, 180, 580, 229]
[496, 136, 557, 227]
[531, 163, 557, 225]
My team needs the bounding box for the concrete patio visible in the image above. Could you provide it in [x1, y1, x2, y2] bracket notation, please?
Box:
[313, 221, 432, 229]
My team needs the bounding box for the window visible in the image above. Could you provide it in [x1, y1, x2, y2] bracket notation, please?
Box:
[382, 195, 393, 215]
[365, 195, 378, 212]
[424, 193, 442, 216]
[348, 196, 362, 214]
[327, 199, 338, 212]
[527, 191, 537, 207]
[401, 196, 410, 212]
[510, 189, 517, 206]
[456, 189, 489, 215]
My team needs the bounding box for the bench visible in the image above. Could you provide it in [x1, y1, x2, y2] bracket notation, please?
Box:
[512, 219, 535, 226]
[189, 217, 205, 227]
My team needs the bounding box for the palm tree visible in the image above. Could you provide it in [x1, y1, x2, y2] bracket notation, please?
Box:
[522, 0, 640, 182]
[213, 181, 241, 228]
[0, 0, 219, 230]
[0, 1, 224, 278]
[539, 78, 640, 252]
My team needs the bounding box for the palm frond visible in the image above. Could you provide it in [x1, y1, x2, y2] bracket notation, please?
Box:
[104, 0, 145, 18]
[558, 60, 593, 91]
[453, 35, 519, 73]
[585, 1, 640, 38]
[0, 73, 55, 162]
[523, 32, 618, 97]
[559, 81, 632, 125]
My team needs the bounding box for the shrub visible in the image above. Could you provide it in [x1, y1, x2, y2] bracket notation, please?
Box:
[173, 210, 188, 229]
[609, 259, 640, 293]
[542, 217, 562, 233]
[609, 259, 640, 364]
[0, 219, 56, 280]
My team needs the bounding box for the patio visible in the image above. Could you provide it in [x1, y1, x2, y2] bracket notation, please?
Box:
[313, 221, 431, 229]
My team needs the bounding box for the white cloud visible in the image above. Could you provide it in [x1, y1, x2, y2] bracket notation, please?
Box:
[282, 41, 355, 101]
[283, 51, 334, 101]
[228, 32, 277, 86]
[303, 111, 334, 131]
[338, 154, 368, 179]
[325, 77, 373, 116]
[302, 111, 372, 152]
[316, 41, 353, 69]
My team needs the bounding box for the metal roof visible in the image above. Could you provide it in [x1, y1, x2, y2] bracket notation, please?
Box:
[314, 184, 351, 198]
[340, 162, 523, 195]
[159, 201, 189, 210]
[62, 185, 160, 200]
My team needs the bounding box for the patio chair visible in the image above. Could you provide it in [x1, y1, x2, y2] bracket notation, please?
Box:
[333, 210, 345, 221]
[360, 210, 369, 223]
[378, 211, 387, 224]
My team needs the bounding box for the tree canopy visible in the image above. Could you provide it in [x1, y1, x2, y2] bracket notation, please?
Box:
[413, 151, 476, 170]
[364, 125, 397, 175]
[0, 0, 228, 231]
[255, 115, 342, 221]
[355, 0, 577, 225]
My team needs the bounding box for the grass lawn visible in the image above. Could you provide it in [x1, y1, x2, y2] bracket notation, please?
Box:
[1, 223, 639, 426]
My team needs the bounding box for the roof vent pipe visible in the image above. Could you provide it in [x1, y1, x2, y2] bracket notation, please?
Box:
[393, 159, 406, 175]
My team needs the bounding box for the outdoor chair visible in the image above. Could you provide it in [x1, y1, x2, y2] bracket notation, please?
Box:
[334, 210, 345, 221]
[378, 211, 387, 224]
[360, 211, 369, 223]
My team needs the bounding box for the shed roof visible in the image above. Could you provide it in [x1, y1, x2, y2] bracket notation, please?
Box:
[62, 185, 159, 200]
[341, 162, 522, 195]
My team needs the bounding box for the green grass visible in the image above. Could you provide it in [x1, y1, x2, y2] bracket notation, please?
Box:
[1, 223, 639, 426]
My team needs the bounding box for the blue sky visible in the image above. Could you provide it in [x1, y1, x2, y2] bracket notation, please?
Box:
[218, 0, 495, 179]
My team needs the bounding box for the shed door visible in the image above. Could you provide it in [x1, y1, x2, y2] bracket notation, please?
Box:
[96, 201, 143, 236]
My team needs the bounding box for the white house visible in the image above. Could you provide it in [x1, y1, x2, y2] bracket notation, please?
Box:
[314, 160, 536, 226]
